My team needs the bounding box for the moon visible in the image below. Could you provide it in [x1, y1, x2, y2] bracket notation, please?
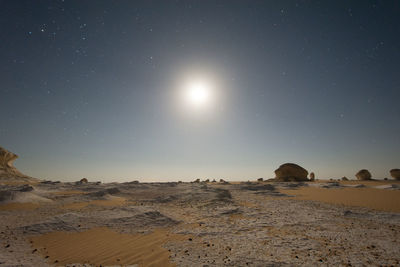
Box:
[184, 80, 212, 108]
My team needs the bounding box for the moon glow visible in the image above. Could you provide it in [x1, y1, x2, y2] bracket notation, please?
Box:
[187, 81, 210, 105]
[184, 80, 212, 109]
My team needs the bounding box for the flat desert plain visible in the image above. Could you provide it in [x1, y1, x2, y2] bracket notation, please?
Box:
[1, 179, 399, 266]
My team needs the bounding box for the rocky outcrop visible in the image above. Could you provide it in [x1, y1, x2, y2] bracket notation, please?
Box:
[0, 146, 30, 179]
[341, 176, 349, 181]
[274, 163, 309, 182]
[309, 172, 315, 181]
[390, 169, 400, 180]
[355, 169, 372, 180]
[75, 178, 89, 185]
[0, 184, 34, 202]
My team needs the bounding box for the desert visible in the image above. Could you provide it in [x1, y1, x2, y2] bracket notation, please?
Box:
[1, 147, 399, 266]
[2, 1, 400, 266]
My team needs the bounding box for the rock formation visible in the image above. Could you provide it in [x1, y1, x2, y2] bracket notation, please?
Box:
[257, 178, 263, 182]
[0, 146, 31, 179]
[309, 172, 315, 181]
[355, 169, 372, 180]
[390, 169, 400, 180]
[274, 163, 309, 182]
[80, 178, 88, 183]
[341, 176, 349, 181]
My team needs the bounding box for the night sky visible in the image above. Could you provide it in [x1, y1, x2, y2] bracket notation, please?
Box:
[1, 0, 399, 182]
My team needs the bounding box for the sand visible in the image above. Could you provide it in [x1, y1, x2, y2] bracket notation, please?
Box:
[280, 187, 400, 212]
[61, 196, 127, 210]
[0, 180, 399, 266]
[339, 180, 400, 186]
[51, 190, 87, 196]
[0, 202, 39, 211]
[30, 227, 185, 266]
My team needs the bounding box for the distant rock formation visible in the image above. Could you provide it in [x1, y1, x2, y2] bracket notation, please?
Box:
[257, 178, 263, 182]
[341, 176, 349, 181]
[390, 169, 400, 180]
[0, 146, 34, 181]
[80, 178, 88, 183]
[274, 163, 309, 182]
[309, 172, 315, 181]
[355, 169, 372, 180]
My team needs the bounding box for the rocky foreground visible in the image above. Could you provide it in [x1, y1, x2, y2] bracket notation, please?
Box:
[0, 146, 399, 266]
[0, 180, 399, 266]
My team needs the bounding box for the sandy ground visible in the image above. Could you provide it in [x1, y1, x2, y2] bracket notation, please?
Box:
[30, 227, 185, 266]
[280, 187, 400, 212]
[0, 179, 399, 266]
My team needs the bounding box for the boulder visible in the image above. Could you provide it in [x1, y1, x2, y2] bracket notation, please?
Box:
[355, 169, 372, 180]
[80, 178, 88, 183]
[274, 163, 309, 182]
[309, 172, 315, 181]
[390, 169, 400, 180]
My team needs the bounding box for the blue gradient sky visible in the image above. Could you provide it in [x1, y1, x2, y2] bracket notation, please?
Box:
[1, 1, 399, 182]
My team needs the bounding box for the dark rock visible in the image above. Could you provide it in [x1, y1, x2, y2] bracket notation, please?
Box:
[355, 169, 372, 180]
[390, 169, 400, 180]
[274, 163, 309, 182]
